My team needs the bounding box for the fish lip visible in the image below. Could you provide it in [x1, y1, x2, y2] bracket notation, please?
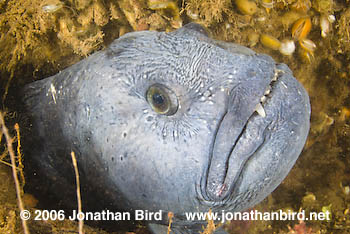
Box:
[199, 100, 262, 202]
[199, 111, 231, 202]
[199, 66, 300, 204]
[200, 111, 264, 203]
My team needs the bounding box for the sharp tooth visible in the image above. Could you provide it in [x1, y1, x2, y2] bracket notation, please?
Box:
[260, 95, 267, 103]
[255, 103, 266, 117]
[272, 68, 285, 81]
[264, 87, 271, 95]
[276, 68, 285, 74]
[272, 69, 281, 81]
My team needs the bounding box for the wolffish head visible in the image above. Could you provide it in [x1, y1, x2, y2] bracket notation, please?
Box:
[53, 23, 310, 225]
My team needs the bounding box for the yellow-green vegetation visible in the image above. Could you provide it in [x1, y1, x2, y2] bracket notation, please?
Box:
[185, 0, 232, 26]
[313, 0, 334, 13]
[2, 0, 128, 72]
[337, 7, 350, 54]
[0, 0, 350, 233]
[0, 0, 106, 73]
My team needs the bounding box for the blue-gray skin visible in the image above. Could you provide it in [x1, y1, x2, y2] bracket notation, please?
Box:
[23, 23, 310, 234]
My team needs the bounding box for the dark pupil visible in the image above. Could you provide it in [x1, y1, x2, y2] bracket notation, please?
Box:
[152, 93, 165, 106]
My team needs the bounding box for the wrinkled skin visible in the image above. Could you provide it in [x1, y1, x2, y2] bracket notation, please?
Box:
[23, 23, 310, 233]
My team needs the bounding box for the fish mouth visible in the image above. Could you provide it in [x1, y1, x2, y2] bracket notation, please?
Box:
[200, 64, 309, 203]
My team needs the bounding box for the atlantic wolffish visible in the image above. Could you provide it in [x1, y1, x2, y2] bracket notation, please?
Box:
[22, 23, 311, 234]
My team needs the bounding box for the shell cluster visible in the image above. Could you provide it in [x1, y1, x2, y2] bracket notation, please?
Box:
[234, 0, 337, 62]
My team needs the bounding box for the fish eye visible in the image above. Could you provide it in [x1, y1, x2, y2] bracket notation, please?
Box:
[146, 84, 178, 115]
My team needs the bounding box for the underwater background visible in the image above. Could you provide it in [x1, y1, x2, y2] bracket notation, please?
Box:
[0, 0, 349, 233]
